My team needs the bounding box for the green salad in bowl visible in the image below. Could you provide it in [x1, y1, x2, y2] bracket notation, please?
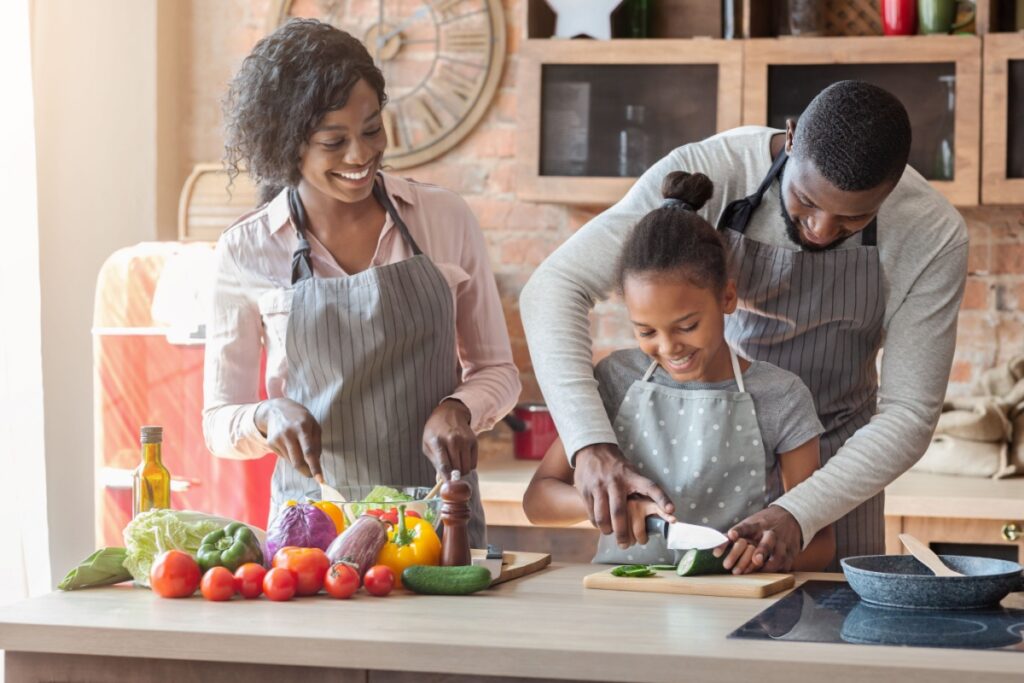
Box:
[324, 485, 441, 529]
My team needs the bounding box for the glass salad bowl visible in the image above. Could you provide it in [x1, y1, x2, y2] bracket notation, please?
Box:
[321, 484, 442, 530]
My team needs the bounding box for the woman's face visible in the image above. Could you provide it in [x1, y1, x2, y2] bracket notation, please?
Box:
[298, 78, 387, 205]
[623, 272, 737, 384]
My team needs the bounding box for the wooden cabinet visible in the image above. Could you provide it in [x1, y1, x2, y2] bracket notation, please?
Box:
[982, 32, 1024, 205]
[516, 39, 743, 205]
[743, 36, 982, 206]
[884, 472, 1024, 563]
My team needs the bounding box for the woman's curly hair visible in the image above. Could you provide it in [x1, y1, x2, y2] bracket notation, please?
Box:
[223, 19, 387, 204]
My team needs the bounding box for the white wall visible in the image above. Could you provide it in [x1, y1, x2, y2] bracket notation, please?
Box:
[31, 0, 164, 585]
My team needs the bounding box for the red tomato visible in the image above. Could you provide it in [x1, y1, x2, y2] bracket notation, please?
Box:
[233, 563, 267, 599]
[200, 566, 236, 602]
[404, 510, 421, 519]
[381, 507, 399, 525]
[150, 550, 201, 599]
[365, 509, 386, 519]
[324, 562, 360, 599]
[262, 567, 297, 601]
[272, 547, 330, 596]
[363, 565, 395, 597]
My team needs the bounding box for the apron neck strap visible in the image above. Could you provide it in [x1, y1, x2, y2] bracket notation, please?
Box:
[717, 147, 788, 235]
[729, 347, 746, 393]
[286, 175, 425, 286]
[642, 360, 659, 382]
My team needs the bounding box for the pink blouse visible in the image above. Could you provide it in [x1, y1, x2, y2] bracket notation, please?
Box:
[203, 174, 521, 459]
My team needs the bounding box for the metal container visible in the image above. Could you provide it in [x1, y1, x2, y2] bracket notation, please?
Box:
[504, 403, 559, 460]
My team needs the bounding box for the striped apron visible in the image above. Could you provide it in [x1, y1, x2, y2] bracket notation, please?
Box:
[717, 149, 885, 568]
[270, 176, 487, 547]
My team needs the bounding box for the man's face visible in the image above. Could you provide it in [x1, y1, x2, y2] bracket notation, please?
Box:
[779, 126, 895, 252]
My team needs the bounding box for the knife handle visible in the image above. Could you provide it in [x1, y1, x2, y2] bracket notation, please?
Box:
[645, 515, 668, 538]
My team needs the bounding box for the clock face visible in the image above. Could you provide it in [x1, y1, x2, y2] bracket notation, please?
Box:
[268, 0, 506, 169]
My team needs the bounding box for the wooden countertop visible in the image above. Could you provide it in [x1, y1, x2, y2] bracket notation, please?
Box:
[477, 449, 1024, 526]
[1, 568, 1021, 683]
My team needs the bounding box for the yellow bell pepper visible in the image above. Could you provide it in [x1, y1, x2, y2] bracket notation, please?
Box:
[285, 499, 345, 534]
[377, 504, 441, 587]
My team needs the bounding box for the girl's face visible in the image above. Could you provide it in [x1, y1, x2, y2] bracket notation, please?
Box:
[298, 78, 387, 205]
[623, 272, 738, 384]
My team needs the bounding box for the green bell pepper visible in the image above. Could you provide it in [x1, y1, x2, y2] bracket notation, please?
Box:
[196, 522, 263, 573]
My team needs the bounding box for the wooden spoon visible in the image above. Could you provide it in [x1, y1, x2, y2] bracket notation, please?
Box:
[899, 533, 963, 577]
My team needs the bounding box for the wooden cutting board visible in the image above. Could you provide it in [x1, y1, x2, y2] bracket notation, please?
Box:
[583, 568, 794, 598]
[470, 549, 551, 585]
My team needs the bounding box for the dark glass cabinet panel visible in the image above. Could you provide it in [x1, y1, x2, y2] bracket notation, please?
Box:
[767, 63, 957, 181]
[540, 64, 718, 177]
[1008, 60, 1024, 179]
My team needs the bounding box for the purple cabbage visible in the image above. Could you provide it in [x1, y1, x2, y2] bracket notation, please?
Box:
[265, 504, 338, 557]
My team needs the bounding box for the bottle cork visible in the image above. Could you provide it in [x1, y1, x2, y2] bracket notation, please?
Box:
[440, 470, 472, 566]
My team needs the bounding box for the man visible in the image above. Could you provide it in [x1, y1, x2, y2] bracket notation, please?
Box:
[521, 81, 967, 570]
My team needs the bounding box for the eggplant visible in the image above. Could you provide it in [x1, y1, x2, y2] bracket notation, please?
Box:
[326, 514, 389, 577]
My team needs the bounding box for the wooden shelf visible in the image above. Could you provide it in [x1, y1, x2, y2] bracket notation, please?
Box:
[982, 32, 1024, 204]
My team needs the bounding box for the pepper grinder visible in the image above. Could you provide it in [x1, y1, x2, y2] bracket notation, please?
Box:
[440, 470, 472, 566]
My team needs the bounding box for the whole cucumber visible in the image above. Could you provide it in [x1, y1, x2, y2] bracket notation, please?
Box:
[402, 565, 492, 595]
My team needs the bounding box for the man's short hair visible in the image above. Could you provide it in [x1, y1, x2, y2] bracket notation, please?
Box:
[792, 80, 912, 191]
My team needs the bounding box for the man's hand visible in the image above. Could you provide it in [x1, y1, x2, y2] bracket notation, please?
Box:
[255, 398, 322, 480]
[422, 399, 477, 479]
[573, 443, 675, 549]
[727, 505, 803, 572]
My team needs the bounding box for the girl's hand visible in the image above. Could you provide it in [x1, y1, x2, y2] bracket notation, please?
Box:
[255, 398, 322, 480]
[714, 537, 759, 575]
[422, 399, 477, 478]
[627, 496, 676, 547]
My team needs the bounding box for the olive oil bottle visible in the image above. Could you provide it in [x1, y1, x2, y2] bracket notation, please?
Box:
[132, 425, 171, 517]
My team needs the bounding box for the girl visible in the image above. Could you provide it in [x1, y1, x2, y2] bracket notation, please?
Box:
[203, 19, 519, 547]
[523, 172, 834, 572]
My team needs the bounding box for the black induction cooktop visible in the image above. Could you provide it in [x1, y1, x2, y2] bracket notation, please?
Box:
[729, 581, 1024, 651]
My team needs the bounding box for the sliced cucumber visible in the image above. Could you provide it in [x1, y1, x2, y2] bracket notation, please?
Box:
[676, 548, 728, 576]
[402, 565, 492, 595]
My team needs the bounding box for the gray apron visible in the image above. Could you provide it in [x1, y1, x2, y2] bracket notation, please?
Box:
[718, 148, 885, 568]
[269, 176, 486, 547]
[594, 348, 767, 564]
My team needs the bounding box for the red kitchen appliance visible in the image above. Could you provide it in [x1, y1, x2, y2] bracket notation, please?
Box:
[92, 242, 275, 548]
[505, 403, 559, 460]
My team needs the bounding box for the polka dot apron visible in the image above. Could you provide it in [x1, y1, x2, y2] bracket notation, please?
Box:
[593, 348, 767, 565]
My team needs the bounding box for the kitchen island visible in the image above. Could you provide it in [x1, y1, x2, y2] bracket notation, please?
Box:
[1, 565, 1021, 683]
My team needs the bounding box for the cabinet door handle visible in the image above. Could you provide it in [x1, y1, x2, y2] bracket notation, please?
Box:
[1002, 522, 1021, 542]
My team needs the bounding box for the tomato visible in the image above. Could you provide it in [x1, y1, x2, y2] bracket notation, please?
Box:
[233, 562, 267, 599]
[150, 550, 201, 598]
[404, 510, 421, 519]
[365, 509, 386, 519]
[363, 565, 395, 597]
[262, 567, 297, 601]
[324, 562, 360, 599]
[272, 547, 330, 596]
[200, 566, 236, 601]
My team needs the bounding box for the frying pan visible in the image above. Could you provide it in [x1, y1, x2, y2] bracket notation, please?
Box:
[841, 554, 1024, 610]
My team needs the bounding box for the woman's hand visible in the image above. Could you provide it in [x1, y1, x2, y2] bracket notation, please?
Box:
[254, 398, 322, 480]
[626, 496, 676, 548]
[422, 399, 477, 478]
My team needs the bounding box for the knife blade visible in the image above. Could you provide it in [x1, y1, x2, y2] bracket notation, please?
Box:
[645, 516, 729, 550]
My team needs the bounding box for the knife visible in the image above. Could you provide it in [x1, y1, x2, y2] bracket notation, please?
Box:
[645, 516, 730, 550]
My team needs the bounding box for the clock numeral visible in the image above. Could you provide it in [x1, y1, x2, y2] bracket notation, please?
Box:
[444, 29, 489, 53]
[382, 109, 407, 153]
[436, 65, 479, 102]
[409, 94, 443, 136]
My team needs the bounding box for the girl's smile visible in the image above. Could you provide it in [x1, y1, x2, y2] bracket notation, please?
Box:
[623, 272, 739, 384]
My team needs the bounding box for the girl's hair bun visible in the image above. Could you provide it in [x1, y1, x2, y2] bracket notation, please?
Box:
[660, 171, 714, 211]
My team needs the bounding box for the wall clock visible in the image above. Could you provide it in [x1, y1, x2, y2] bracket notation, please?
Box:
[267, 0, 507, 169]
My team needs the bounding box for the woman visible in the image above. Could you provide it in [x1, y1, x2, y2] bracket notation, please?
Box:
[203, 19, 519, 547]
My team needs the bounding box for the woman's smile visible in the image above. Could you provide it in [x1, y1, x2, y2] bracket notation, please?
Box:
[662, 350, 698, 373]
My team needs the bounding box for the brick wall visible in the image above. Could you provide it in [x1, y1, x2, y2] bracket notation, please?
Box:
[183, 0, 1023, 406]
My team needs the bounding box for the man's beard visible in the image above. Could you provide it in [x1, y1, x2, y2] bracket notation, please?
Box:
[777, 180, 851, 253]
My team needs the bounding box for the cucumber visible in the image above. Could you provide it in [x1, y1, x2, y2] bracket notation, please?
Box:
[402, 565, 493, 595]
[676, 548, 728, 576]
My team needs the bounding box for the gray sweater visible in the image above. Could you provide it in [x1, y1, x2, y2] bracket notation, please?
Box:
[520, 126, 968, 545]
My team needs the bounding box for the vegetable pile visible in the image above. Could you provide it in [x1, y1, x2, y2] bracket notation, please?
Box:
[60, 498, 487, 602]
